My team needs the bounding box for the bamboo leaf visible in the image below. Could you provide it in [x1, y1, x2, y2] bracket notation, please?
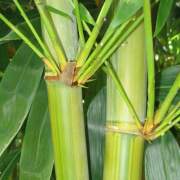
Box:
[0, 150, 20, 180]
[20, 80, 54, 180]
[87, 87, 106, 180]
[145, 132, 180, 180]
[0, 43, 43, 157]
[154, 0, 174, 36]
[156, 65, 180, 104]
[79, 3, 95, 25]
[46, 5, 73, 21]
[109, 0, 143, 30]
[0, 17, 41, 44]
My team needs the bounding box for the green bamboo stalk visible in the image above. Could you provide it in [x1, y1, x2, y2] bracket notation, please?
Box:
[43, 0, 89, 179]
[46, 82, 89, 180]
[41, 0, 78, 63]
[34, 0, 67, 68]
[103, 23, 147, 180]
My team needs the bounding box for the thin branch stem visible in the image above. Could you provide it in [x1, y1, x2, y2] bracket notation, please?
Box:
[76, 21, 128, 80]
[73, 0, 85, 46]
[155, 106, 180, 132]
[77, 0, 113, 67]
[154, 73, 180, 125]
[143, 0, 155, 124]
[150, 116, 180, 140]
[13, 0, 59, 73]
[77, 15, 143, 83]
[103, 61, 143, 130]
[34, 0, 67, 69]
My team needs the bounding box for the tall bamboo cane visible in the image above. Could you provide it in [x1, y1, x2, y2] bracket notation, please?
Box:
[42, 0, 89, 179]
[103, 23, 147, 180]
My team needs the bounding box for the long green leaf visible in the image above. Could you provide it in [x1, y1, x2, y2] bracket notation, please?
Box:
[154, 0, 174, 36]
[20, 80, 53, 180]
[145, 132, 180, 180]
[87, 87, 106, 180]
[0, 150, 20, 180]
[0, 43, 43, 157]
[156, 65, 180, 104]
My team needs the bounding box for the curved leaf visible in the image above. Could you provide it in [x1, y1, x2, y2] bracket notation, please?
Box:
[145, 132, 180, 180]
[154, 0, 174, 36]
[109, 0, 143, 30]
[0, 43, 43, 157]
[20, 80, 53, 180]
[79, 3, 95, 25]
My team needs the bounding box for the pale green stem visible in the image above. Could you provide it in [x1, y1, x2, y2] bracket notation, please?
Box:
[143, 0, 155, 123]
[154, 73, 180, 125]
[77, 0, 113, 66]
[103, 61, 143, 130]
[13, 0, 59, 73]
[34, 0, 67, 68]
[73, 0, 85, 46]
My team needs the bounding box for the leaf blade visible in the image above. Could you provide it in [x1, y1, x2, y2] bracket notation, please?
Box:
[154, 0, 174, 36]
[20, 80, 54, 180]
[0, 43, 43, 157]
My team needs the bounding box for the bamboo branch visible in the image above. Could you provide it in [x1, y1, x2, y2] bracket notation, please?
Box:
[143, 0, 155, 125]
[103, 61, 143, 130]
[154, 73, 180, 125]
[150, 116, 180, 140]
[77, 0, 113, 67]
[73, 0, 85, 46]
[0, 13, 57, 72]
[77, 15, 143, 83]
[13, 0, 59, 73]
[76, 21, 129, 80]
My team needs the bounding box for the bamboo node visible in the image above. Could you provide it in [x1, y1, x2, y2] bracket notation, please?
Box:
[45, 62, 78, 86]
[106, 122, 143, 136]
